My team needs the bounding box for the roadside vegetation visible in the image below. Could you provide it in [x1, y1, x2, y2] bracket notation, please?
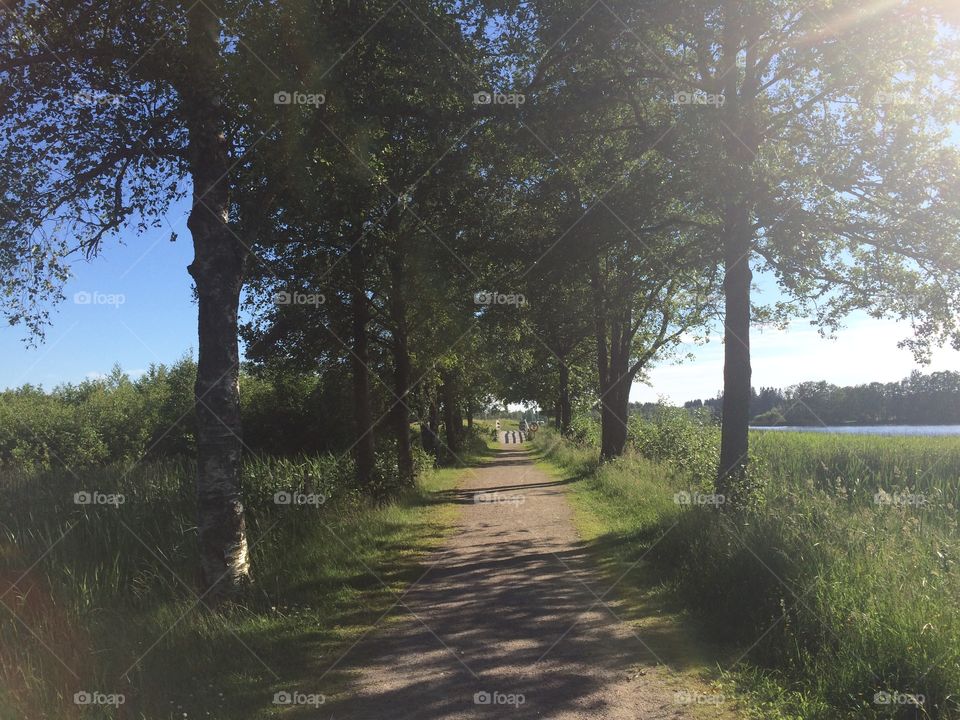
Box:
[0, 382, 489, 718]
[536, 412, 960, 719]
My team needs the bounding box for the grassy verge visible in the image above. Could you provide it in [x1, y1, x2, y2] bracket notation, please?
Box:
[534, 423, 960, 720]
[0, 435, 490, 719]
[531, 449, 743, 719]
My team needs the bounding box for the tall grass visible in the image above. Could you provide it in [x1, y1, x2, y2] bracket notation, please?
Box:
[535, 417, 960, 719]
[0, 435, 485, 719]
[753, 430, 960, 506]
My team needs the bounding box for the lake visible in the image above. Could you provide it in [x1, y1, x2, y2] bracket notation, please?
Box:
[751, 425, 960, 437]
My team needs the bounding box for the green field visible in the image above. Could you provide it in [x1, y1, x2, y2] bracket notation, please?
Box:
[536, 416, 960, 720]
[752, 429, 960, 506]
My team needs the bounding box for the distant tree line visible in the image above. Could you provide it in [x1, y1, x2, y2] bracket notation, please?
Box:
[682, 371, 960, 426]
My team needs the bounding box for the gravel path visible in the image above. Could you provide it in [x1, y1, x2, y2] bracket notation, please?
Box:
[321, 444, 697, 719]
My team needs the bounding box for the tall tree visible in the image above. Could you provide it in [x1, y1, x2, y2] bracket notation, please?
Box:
[512, 0, 960, 496]
[0, 0, 261, 598]
[240, 0, 490, 486]
[182, 0, 250, 596]
[496, 7, 721, 459]
[656, 0, 960, 493]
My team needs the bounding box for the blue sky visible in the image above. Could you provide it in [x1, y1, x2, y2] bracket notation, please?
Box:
[0, 198, 198, 389]
[1, 203, 957, 401]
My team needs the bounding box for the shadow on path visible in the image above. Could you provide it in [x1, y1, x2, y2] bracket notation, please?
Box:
[313, 447, 696, 720]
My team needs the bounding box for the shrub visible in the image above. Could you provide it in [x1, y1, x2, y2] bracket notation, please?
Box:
[628, 405, 720, 488]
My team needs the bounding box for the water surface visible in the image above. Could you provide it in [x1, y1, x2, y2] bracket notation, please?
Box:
[751, 425, 960, 437]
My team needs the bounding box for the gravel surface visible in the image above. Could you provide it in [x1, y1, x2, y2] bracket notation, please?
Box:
[320, 445, 697, 719]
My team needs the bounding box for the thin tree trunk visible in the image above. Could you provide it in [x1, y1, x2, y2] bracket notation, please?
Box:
[419, 392, 435, 456]
[559, 362, 572, 435]
[428, 397, 441, 461]
[183, 2, 249, 600]
[596, 293, 632, 460]
[388, 244, 414, 487]
[419, 415, 434, 454]
[590, 254, 613, 461]
[454, 405, 465, 443]
[348, 241, 376, 489]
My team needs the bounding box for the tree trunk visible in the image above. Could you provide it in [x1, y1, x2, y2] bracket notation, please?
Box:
[466, 406, 473, 430]
[717, 202, 753, 492]
[183, 2, 249, 601]
[420, 415, 434, 454]
[599, 355, 631, 461]
[427, 397, 441, 461]
[590, 254, 614, 460]
[454, 405, 465, 443]
[441, 371, 461, 458]
[594, 267, 632, 461]
[348, 240, 376, 489]
[716, 0, 758, 500]
[558, 362, 572, 435]
[387, 243, 414, 487]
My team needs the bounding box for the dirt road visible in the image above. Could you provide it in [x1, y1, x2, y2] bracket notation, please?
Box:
[321, 445, 700, 719]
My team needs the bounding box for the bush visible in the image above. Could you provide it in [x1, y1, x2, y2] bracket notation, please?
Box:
[240, 366, 356, 455]
[0, 386, 109, 468]
[534, 427, 599, 477]
[567, 414, 601, 446]
[0, 358, 382, 470]
[0, 359, 197, 469]
[628, 405, 721, 488]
